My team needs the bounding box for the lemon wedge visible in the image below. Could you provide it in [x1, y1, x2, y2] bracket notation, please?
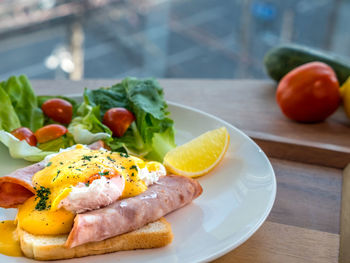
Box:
[163, 127, 229, 177]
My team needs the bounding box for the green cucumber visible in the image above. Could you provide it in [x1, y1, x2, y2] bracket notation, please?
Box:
[264, 44, 350, 85]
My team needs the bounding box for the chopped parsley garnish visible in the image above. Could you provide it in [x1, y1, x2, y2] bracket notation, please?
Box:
[107, 156, 115, 162]
[131, 172, 135, 177]
[35, 186, 51, 211]
[85, 182, 90, 187]
[99, 171, 110, 176]
[52, 170, 61, 182]
[120, 152, 129, 158]
[46, 162, 52, 167]
[60, 162, 63, 165]
[76, 168, 82, 171]
[82, 155, 93, 161]
[130, 165, 138, 170]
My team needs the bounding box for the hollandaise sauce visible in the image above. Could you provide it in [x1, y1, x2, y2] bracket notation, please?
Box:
[0, 220, 22, 257]
[17, 196, 75, 235]
[32, 146, 148, 213]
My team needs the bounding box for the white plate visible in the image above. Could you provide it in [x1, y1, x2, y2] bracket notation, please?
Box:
[0, 102, 276, 263]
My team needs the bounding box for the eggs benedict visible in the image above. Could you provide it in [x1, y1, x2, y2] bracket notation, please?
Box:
[0, 144, 202, 260]
[16, 144, 166, 236]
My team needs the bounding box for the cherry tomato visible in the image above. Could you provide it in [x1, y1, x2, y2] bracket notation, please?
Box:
[42, 98, 73, 124]
[11, 127, 37, 146]
[34, 124, 68, 144]
[276, 62, 341, 123]
[103, 108, 135, 137]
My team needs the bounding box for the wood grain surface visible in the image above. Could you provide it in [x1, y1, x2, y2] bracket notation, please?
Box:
[268, 158, 341, 234]
[213, 221, 339, 263]
[30, 79, 345, 262]
[340, 165, 350, 263]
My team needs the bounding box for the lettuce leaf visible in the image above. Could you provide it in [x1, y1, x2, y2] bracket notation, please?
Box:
[83, 77, 176, 161]
[0, 87, 21, 132]
[0, 131, 54, 162]
[0, 75, 43, 131]
[37, 135, 75, 152]
[0, 75, 78, 160]
[68, 93, 111, 145]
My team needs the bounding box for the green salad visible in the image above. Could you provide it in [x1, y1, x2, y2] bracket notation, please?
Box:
[0, 75, 176, 162]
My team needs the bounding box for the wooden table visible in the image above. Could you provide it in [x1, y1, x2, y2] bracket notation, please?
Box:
[32, 79, 349, 263]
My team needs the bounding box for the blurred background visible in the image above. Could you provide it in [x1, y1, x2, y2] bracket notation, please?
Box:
[0, 0, 349, 80]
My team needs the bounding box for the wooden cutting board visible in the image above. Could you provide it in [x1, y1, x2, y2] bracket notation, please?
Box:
[214, 158, 341, 263]
[32, 79, 350, 263]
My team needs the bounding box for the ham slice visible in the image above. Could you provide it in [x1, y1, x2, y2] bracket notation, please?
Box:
[86, 140, 109, 150]
[66, 175, 202, 248]
[0, 141, 107, 208]
[0, 162, 45, 208]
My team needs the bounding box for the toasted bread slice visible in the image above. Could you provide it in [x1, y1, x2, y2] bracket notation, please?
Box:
[17, 218, 173, 261]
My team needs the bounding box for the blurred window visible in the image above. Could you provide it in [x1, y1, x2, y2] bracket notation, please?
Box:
[0, 0, 349, 80]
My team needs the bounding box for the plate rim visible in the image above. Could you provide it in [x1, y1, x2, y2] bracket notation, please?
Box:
[167, 101, 276, 262]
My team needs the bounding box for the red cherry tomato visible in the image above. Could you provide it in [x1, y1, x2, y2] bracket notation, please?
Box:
[11, 127, 37, 146]
[34, 124, 68, 144]
[103, 108, 135, 137]
[42, 98, 73, 124]
[276, 62, 341, 123]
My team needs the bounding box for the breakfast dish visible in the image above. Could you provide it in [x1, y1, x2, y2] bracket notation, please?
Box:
[0, 76, 208, 261]
[0, 144, 202, 260]
[0, 102, 276, 262]
[0, 76, 276, 262]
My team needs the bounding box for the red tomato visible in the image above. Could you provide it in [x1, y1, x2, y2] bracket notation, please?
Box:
[34, 124, 68, 144]
[103, 108, 135, 137]
[11, 127, 37, 146]
[276, 62, 341, 123]
[42, 99, 73, 124]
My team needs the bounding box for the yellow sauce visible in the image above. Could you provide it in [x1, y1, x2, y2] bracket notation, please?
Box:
[17, 196, 75, 235]
[0, 220, 22, 257]
[33, 147, 148, 210]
